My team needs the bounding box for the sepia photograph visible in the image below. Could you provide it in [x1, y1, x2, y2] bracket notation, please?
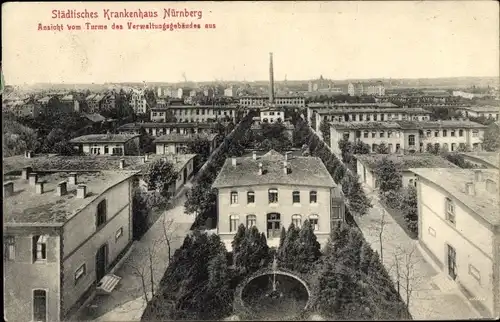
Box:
[2, 1, 499, 321]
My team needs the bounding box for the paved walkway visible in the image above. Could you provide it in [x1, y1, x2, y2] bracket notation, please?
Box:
[73, 181, 195, 321]
[355, 187, 485, 320]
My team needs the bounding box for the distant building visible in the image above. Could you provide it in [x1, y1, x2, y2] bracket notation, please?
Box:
[354, 153, 458, 190]
[177, 88, 191, 99]
[69, 134, 141, 156]
[348, 81, 385, 96]
[452, 91, 489, 100]
[129, 90, 147, 114]
[85, 94, 104, 113]
[458, 106, 499, 121]
[329, 120, 487, 154]
[224, 86, 236, 97]
[410, 168, 499, 318]
[239, 95, 306, 107]
[11, 102, 41, 118]
[154, 133, 218, 155]
[203, 88, 214, 97]
[162, 105, 238, 123]
[60, 94, 80, 112]
[308, 75, 336, 92]
[212, 150, 345, 250]
[460, 152, 499, 169]
[3, 169, 138, 321]
[117, 122, 219, 137]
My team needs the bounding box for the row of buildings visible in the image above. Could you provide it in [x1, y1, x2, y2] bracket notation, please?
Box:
[307, 76, 386, 96]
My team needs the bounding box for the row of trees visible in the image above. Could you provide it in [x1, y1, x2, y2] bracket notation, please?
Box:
[241, 122, 293, 153]
[293, 116, 372, 217]
[374, 158, 418, 235]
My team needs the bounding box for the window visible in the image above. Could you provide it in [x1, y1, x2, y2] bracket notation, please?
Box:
[96, 200, 107, 229]
[331, 206, 341, 219]
[32, 235, 47, 262]
[451, 143, 456, 151]
[230, 215, 239, 232]
[246, 214, 256, 228]
[230, 191, 238, 204]
[112, 147, 123, 155]
[33, 289, 47, 322]
[379, 131, 385, 138]
[292, 214, 302, 228]
[443, 130, 447, 137]
[472, 130, 479, 137]
[363, 131, 368, 138]
[310, 191, 317, 204]
[409, 179, 414, 186]
[373, 114, 378, 121]
[292, 191, 301, 203]
[451, 130, 456, 137]
[247, 191, 255, 204]
[75, 264, 86, 284]
[371, 132, 376, 138]
[459, 129, 464, 137]
[426, 130, 431, 137]
[408, 134, 415, 146]
[434, 131, 439, 137]
[388, 131, 393, 138]
[268, 189, 279, 203]
[4, 236, 15, 260]
[396, 143, 401, 152]
[115, 227, 123, 241]
[104, 145, 109, 154]
[445, 197, 455, 224]
[309, 214, 319, 231]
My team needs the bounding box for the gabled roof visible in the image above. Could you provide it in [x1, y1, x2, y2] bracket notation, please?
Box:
[69, 134, 140, 144]
[154, 133, 217, 143]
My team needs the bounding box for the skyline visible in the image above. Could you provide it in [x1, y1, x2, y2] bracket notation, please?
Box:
[2, 1, 499, 85]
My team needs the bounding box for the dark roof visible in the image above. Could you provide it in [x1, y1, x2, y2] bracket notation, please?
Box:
[212, 149, 336, 189]
[410, 168, 499, 226]
[459, 106, 499, 113]
[310, 102, 398, 109]
[83, 113, 107, 123]
[330, 120, 487, 130]
[354, 154, 459, 170]
[461, 152, 499, 169]
[154, 133, 217, 143]
[316, 107, 430, 115]
[168, 105, 238, 109]
[4, 170, 138, 225]
[117, 122, 219, 130]
[69, 134, 140, 143]
[3, 154, 197, 175]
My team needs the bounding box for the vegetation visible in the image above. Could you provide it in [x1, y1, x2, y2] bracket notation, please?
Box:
[441, 153, 476, 169]
[338, 138, 370, 171]
[132, 189, 168, 240]
[374, 158, 402, 208]
[232, 225, 271, 276]
[319, 120, 331, 146]
[482, 122, 500, 152]
[144, 159, 178, 197]
[186, 136, 212, 164]
[399, 186, 418, 234]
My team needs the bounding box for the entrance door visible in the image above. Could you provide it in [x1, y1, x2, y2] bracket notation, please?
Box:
[95, 244, 108, 282]
[183, 167, 187, 184]
[447, 245, 457, 280]
[267, 213, 281, 238]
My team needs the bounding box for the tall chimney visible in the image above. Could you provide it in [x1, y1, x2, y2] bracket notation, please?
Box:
[76, 185, 87, 199]
[474, 170, 483, 182]
[269, 52, 275, 104]
[57, 181, 67, 196]
[29, 173, 38, 186]
[258, 162, 263, 175]
[35, 181, 45, 194]
[22, 167, 32, 180]
[465, 182, 475, 195]
[68, 172, 78, 185]
[3, 182, 14, 197]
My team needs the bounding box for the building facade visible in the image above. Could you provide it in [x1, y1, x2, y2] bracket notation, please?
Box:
[330, 121, 487, 155]
[158, 105, 238, 123]
[69, 134, 141, 156]
[459, 106, 499, 121]
[154, 133, 218, 155]
[117, 122, 219, 137]
[410, 168, 499, 318]
[3, 169, 137, 321]
[129, 90, 148, 114]
[348, 81, 385, 96]
[239, 96, 306, 108]
[212, 150, 345, 250]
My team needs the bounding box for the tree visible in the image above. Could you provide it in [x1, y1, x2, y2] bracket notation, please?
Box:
[377, 210, 388, 264]
[441, 152, 476, 169]
[400, 186, 418, 235]
[187, 136, 212, 163]
[232, 226, 270, 275]
[374, 158, 403, 207]
[144, 159, 178, 197]
[184, 181, 217, 218]
[375, 143, 390, 154]
[342, 172, 372, 216]
[319, 120, 331, 146]
[333, 164, 347, 184]
[294, 220, 322, 273]
[277, 223, 300, 270]
[482, 122, 500, 152]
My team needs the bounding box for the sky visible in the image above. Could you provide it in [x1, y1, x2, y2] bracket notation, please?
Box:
[2, 1, 499, 85]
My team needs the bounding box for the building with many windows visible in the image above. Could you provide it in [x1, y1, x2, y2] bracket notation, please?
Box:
[458, 106, 499, 121]
[354, 154, 459, 190]
[348, 81, 385, 96]
[307, 102, 400, 125]
[154, 133, 218, 155]
[69, 134, 141, 156]
[329, 120, 487, 155]
[117, 122, 220, 137]
[212, 150, 345, 250]
[239, 95, 306, 107]
[3, 169, 138, 321]
[129, 89, 148, 114]
[409, 168, 499, 318]
[159, 105, 238, 123]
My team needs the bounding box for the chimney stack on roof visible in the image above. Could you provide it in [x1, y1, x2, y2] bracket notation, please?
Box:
[3, 181, 14, 198]
[283, 161, 289, 174]
[22, 167, 32, 180]
[465, 182, 475, 195]
[258, 162, 263, 175]
[76, 185, 87, 199]
[35, 181, 45, 194]
[474, 170, 483, 182]
[119, 159, 125, 169]
[25, 150, 33, 159]
[69, 172, 78, 185]
[232, 157, 237, 167]
[252, 151, 257, 160]
[29, 173, 38, 186]
[57, 181, 67, 196]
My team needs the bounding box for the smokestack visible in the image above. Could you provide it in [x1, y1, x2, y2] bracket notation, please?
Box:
[35, 181, 45, 194]
[269, 52, 275, 104]
[57, 181, 67, 196]
[76, 185, 87, 199]
[29, 173, 38, 186]
[3, 182, 14, 198]
[69, 172, 78, 185]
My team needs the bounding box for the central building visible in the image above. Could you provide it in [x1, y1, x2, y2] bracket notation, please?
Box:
[212, 150, 345, 250]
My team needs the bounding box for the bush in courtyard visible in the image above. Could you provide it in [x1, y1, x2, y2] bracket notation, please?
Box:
[232, 225, 270, 276]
